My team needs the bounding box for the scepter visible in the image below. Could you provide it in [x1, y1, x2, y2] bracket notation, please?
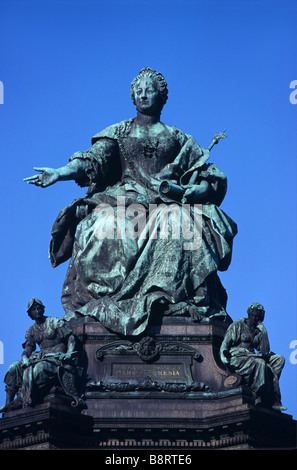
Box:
[207, 129, 227, 151]
[159, 129, 228, 200]
[187, 129, 227, 185]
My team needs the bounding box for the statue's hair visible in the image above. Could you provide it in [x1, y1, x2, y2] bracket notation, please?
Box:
[247, 302, 265, 320]
[130, 67, 168, 108]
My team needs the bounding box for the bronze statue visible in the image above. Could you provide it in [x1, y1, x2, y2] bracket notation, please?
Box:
[220, 302, 286, 411]
[0, 299, 84, 412]
[24, 67, 237, 336]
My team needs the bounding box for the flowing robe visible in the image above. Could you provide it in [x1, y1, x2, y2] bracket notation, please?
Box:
[50, 119, 237, 336]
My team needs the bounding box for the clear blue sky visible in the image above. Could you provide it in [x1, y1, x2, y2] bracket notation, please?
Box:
[0, 0, 296, 419]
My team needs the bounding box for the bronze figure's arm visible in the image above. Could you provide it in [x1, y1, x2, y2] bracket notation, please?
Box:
[23, 159, 86, 188]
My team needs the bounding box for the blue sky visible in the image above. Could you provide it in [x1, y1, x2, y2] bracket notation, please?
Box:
[0, 0, 296, 420]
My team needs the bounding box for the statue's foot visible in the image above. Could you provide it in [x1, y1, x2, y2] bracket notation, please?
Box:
[0, 404, 8, 413]
[0, 396, 23, 413]
[272, 402, 287, 412]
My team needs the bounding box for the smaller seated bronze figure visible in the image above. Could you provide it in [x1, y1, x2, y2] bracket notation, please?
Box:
[220, 302, 286, 412]
[0, 298, 85, 412]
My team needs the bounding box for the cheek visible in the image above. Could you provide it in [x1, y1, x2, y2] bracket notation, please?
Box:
[148, 93, 160, 107]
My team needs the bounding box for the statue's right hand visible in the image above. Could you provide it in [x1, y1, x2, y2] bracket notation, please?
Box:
[23, 167, 60, 188]
[221, 349, 231, 364]
[221, 356, 229, 365]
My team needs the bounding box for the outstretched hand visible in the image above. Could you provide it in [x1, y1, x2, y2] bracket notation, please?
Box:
[23, 167, 60, 188]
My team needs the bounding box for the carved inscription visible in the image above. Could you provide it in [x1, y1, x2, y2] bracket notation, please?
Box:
[112, 363, 185, 380]
[95, 339, 201, 385]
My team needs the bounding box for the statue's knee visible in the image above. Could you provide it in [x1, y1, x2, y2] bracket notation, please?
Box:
[271, 354, 285, 370]
[32, 363, 45, 383]
[278, 355, 285, 367]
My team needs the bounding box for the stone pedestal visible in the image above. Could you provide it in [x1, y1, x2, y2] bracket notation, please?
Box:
[0, 392, 93, 449]
[0, 316, 296, 450]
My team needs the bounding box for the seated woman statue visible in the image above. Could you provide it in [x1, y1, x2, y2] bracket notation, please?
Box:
[220, 302, 286, 411]
[24, 67, 237, 336]
[0, 299, 84, 411]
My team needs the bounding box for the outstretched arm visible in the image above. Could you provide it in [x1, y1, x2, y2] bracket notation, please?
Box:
[23, 159, 86, 188]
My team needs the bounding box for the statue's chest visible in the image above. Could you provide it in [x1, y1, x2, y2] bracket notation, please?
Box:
[119, 136, 179, 174]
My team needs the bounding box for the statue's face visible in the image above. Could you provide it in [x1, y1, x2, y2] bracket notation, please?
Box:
[248, 309, 262, 325]
[29, 304, 44, 320]
[134, 77, 162, 115]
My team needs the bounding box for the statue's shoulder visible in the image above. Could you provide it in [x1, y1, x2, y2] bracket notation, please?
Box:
[46, 316, 61, 327]
[231, 318, 245, 328]
[165, 124, 189, 141]
[25, 316, 50, 338]
[25, 323, 35, 337]
[225, 318, 245, 334]
[91, 119, 134, 144]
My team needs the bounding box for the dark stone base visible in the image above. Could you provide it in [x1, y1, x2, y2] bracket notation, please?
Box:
[0, 391, 295, 450]
[87, 401, 296, 450]
[0, 316, 296, 450]
[0, 393, 93, 449]
[87, 414, 296, 450]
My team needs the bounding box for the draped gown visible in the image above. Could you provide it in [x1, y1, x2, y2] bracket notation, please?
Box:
[49, 119, 237, 336]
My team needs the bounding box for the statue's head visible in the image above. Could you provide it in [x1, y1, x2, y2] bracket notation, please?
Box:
[247, 302, 265, 322]
[130, 67, 168, 114]
[27, 298, 45, 319]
